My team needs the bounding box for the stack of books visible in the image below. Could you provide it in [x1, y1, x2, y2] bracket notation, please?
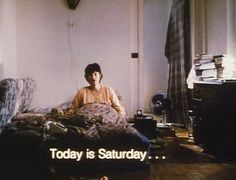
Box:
[214, 54, 236, 80]
[193, 54, 236, 81]
[193, 54, 216, 80]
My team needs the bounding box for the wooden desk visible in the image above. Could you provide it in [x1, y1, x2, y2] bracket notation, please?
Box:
[192, 81, 236, 155]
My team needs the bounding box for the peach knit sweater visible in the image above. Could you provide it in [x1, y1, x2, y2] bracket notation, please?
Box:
[71, 85, 125, 115]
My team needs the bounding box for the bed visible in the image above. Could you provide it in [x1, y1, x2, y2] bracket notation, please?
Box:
[0, 78, 150, 178]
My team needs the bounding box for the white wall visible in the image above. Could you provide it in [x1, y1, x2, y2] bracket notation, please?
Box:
[205, 0, 228, 54]
[227, 0, 236, 58]
[143, 0, 169, 112]
[0, 0, 17, 79]
[0, 0, 171, 117]
[192, 0, 236, 59]
[16, 0, 132, 114]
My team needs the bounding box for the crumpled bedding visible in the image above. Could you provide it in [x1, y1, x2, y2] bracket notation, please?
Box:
[0, 103, 150, 177]
[77, 103, 128, 124]
[2, 103, 149, 149]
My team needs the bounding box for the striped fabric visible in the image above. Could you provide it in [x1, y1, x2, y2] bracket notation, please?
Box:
[0, 78, 36, 128]
[164, 0, 191, 126]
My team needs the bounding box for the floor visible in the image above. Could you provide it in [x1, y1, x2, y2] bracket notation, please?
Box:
[2, 125, 236, 180]
[50, 127, 236, 180]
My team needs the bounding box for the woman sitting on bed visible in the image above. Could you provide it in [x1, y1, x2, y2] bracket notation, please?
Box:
[70, 63, 126, 115]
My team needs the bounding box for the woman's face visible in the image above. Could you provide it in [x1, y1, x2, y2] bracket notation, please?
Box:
[86, 71, 102, 86]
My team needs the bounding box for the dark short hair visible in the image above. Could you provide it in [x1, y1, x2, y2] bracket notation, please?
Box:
[84, 63, 103, 81]
[85, 63, 102, 76]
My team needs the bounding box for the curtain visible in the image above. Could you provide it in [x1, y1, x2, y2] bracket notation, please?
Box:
[164, 0, 191, 126]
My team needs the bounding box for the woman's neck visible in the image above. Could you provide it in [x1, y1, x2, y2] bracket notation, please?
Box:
[90, 84, 101, 91]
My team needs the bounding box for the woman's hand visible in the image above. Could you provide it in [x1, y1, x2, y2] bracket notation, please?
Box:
[68, 108, 76, 114]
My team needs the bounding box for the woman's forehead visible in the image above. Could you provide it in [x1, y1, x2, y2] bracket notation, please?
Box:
[87, 71, 100, 75]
